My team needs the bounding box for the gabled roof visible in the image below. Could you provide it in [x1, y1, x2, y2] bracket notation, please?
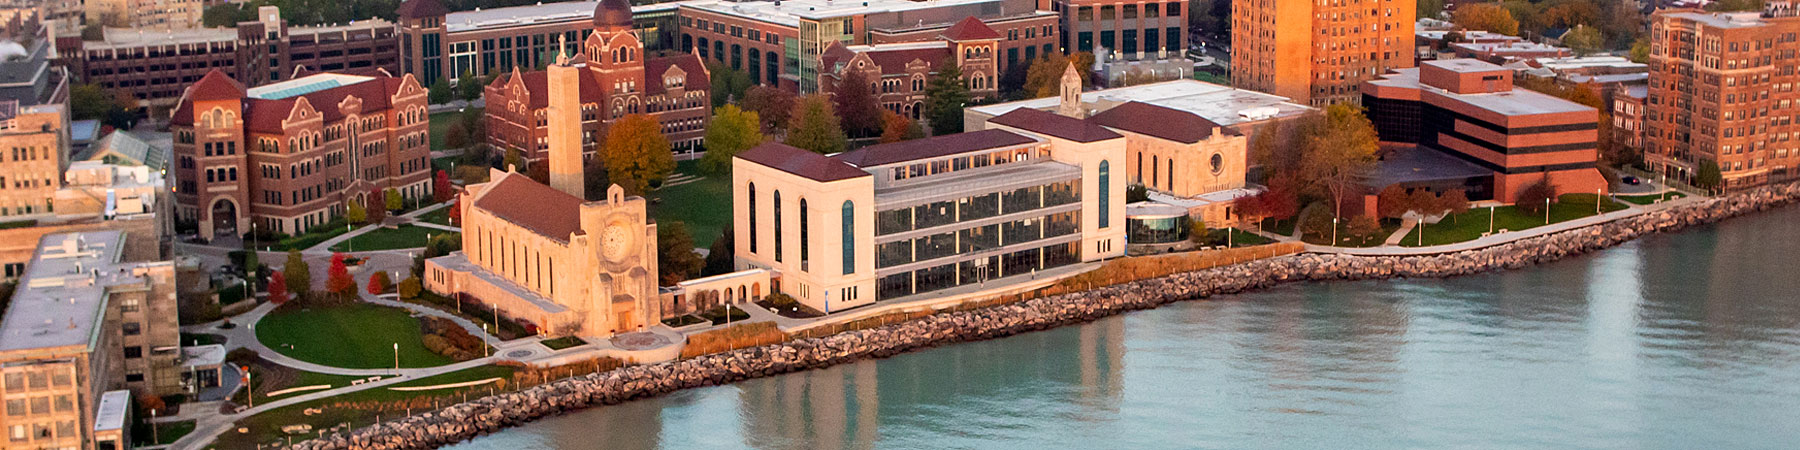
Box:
[173, 71, 417, 132]
[472, 172, 587, 242]
[188, 69, 245, 102]
[395, 0, 449, 18]
[645, 53, 709, 95]
[835, 129, 1038, 167]
[1087, 101, 1238, 144]
[495, 53, 708, 108]
[988, 108, 1122, 143]
[940, 17, 1001, 41]
[737, 142, 870, 182]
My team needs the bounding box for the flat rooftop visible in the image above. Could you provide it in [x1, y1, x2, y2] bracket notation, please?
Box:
[87, 19, 394, 48]
[679, 0, 1013, 27]
[445, 1, 677, 33]
[1374, 67, 1593, 116]
[1453, 41, 1568, 54]
[1425, 58, 1506, 74]
[1364, 144, 1494, 188]
[94, 390, 130, 432]
[247, 73, 376, 100]
[1663, 11, 1772, 28]
[0, 231, 128, 353]
[970, 79, 1312, 129]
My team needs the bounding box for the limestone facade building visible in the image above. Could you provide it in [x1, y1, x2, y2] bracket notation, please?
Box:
[0, 103, 68, 222]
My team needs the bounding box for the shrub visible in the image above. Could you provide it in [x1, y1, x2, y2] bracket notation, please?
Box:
[1517, 180, 1557, 215]
[225, 348, 259, 366]
[398, 276, 422, 300]
[1346, 216, 1382, 240]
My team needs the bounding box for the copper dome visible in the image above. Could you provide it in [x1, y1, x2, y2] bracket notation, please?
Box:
[594, 0, 633, 29]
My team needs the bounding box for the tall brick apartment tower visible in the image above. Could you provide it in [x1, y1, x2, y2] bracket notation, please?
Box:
[1644, 5, 1800, 190]
[1231, 0, 1416, 106]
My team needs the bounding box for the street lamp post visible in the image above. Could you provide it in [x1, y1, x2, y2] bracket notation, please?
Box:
[392, 343, 399, 370]
[1331, 217, 1339, 244]
[1488, 205, 1496, 235]
[1596, 189, 1603, 215]
[1544, 198, 1551, 224]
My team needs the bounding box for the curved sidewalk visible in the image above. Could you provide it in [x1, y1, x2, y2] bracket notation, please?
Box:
[1305, 195, 1700, 256]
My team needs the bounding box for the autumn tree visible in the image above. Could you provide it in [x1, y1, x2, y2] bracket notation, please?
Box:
[1408, 189, 1443, 217]
[1455, 3, 1520, 35]
[879, 110, 925, 143]
[1418, 0, 1445, 19]
[1562, 25, 1604, 56]
[1439, 189, 1471, 224]
[70, 83, 136, 129]
[1517, 179, 1558, 214]
[1706, 0, 1765, 12]
[1377, 185, 1412, 219]
[399, 276, 423, 300]
[345, 199, 368, 225]
[385, 188, 403, 212]
[743, 85, 797, 132]
[1346, 216, 1383, 242]
[367, 270, 390, 296]
[601, 114, 675, 195]
[785, 94, 848, 154]
[699, 105, 765, 175]
[447, 198, 462, 226]
[444, 122, 469, 149]
[366, 189, 388, 224]
[923, 58, 972, 135]
[833, 70, 883, 138]
[326, 253, 356, 301]
[267, 271, 290, 305]
[432, 170, 454, 203]
[283, 250, 311, 300]
[1296, 104, 1380, 218]
[656, 222, 704, 285]
[1024, 53, 1095, 98]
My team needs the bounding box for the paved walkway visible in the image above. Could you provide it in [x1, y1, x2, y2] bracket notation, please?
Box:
[1306, 194, 1703, 256]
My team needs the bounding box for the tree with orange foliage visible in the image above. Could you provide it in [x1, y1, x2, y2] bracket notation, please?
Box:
[432, 170, 454, 203]
[367, 270, 390, 296]
[267, 271, 290, 305]
[326, 253, 356, 301]
[447, 198, 461, 227]
[879, 110, 924, 143]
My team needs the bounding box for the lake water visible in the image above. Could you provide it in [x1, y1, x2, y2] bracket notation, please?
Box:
[447, 205, 1800, 450]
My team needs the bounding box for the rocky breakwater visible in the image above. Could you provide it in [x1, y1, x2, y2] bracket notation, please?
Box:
[297, 183, 1800, 450]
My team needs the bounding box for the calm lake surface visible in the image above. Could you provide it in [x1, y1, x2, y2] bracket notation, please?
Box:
[447, 206, 1800, 450]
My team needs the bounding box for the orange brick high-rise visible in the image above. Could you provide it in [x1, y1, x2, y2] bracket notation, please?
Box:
[1231, 0, 1416, 106]
[1644, 5, 1800, 189]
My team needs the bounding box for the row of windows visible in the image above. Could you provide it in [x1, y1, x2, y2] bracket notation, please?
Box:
[0, 174, 53, 190]
[1070, 2, 1182, 21]
[744, 184, 858, 275]
[7, 146, 50, 162]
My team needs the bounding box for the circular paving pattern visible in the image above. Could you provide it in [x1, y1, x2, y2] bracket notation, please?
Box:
[506, 349, 535, 358]
[610, 331, 673, 351]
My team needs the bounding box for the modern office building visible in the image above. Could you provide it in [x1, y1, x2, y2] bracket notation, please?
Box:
[169, 68, 433, 239]
[676, 0, 1057, 93]
[1231, 0, 1417, 106]
[1643, 6, 1800, 189]
[426, 55, 663, 337]
[482, 0, 713, 160]
[1047, 0, 1194, 84]
[818, 17, 1008, 119]
[65, 6, 400, 113]
[732, 66, 1126, 313]
[396, 0, 683, 88]
[1362, 58, 1608, 202]
[0, 230, 179, 449]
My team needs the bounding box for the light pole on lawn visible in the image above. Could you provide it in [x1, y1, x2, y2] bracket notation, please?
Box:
[1596, 188, 1602, 215]
[1488, 205, 1496, 235]
[393, 343, 399, 370]
[1544, 198, 1551, 225]
[1331, 217, 1339, 245]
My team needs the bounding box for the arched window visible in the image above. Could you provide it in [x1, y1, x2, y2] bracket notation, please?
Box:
[1098, 160, 1111, 229]
[841, 200, 854, 275]
[773, 190, 783, 262]
[748, 183, 758, 253]
[799, 198, 809, 270]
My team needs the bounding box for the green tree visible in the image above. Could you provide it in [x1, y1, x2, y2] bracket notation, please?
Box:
[924, 58, 972, 135]
[283, 250, 311, 301]
[70, 84, 135, 129]
[703, 225, 735, 277]
[458, 71, 484, 102]
[1562, 25, 1604, 56]
[656, 222, 704, 285]
[601, 114, 675, 195]
[708, 62, 752, 107]
[1298, 104, 1380, 218]
[1418, 0, 1445, 19]
[785, 95, 848, 154]
[503, 148, 525, 172]
[384, 188, 403, 212]
[428, 81, 452, 104]
[833, 70, 883, 138]
[879, 110, 924, 143]
[345, 199, 367, 225]
[699, 105, 765, 175]
[1628, 37, 1651, 63]
[1694, 160, 1724, 189]
[1455, 3, 1520, 36]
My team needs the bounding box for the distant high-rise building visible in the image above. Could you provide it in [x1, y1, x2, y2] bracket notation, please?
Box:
[1643, 6, 1800, 189]
[1231, 0, 1416, 106]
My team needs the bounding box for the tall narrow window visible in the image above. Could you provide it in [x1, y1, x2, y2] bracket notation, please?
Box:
[748, 183, 758, 253]
[1098, 160, 1111, 228]
[800, 198, 810, 271]
[842, 201, 855, 275]
[774, 190, 783, 262]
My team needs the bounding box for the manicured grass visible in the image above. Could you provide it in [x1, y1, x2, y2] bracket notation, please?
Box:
[429, 109, 480, 150]
[330, 225, 452, 252]
[647, 160, 730, 247]
[417, 206, 453, 226]
[1398, 195, 1628, 247]
[1260, 218, 1297, 237]
[1198, 228, 1275, 247]
[133, 419, 195, 446]
[255, 303, 454, 370]
[1301, 222, 1403, 248]
[698, 305, 750, 325]
[1618, 192, 1686, 205]
[540, 336, 588, 350]
[216, 365, 517, 450]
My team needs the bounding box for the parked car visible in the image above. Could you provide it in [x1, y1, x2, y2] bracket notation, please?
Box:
[1621, 175, 1641, 185]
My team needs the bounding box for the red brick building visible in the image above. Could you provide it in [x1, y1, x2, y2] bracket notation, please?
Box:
[482, 0, 712, 161]
[171, 69, 433, 239]
[1644, 7, 1800, 189]
[819, 18, 1004, 120]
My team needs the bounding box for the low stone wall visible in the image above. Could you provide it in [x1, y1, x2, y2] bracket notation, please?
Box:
[296, 182, 1800, 450]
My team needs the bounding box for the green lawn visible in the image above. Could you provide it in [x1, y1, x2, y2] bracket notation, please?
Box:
[330, 225, 453, 252]
[1198, 228, 1275, 247]
[1399, 195, 1628, 247]
[648, 160, 731, 248]
[215, 365, 517, 450]
[418, 205, 454, 226]
[429, 109, 480, 151]
[1301, 221, 1403, 248]
[1618, 192, 1686, 205]
[541, 336, 587, 350]
[255, 303, 454, 370]
[133, 419, 195, 446]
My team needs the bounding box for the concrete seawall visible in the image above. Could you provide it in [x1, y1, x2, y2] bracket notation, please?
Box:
[296, 182, 1800, 450]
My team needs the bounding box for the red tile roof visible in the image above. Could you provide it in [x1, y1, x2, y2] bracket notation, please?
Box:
[173, 71, 417, 132]
[188, 69, 245, 102]
[940, 17, 1002, 41]
[737, 142, 871, 182]
[645, 53, 709, 95]
[473, 172, 587, 242]
[1086, 101, 1240, 144]
[835, 129, 1038, 167]
[988, 108, 1123, 143]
